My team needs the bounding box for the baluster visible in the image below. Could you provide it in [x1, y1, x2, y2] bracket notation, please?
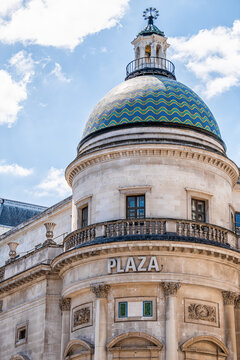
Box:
[177, 222, 182, 236]
[184, 223, 189, 237]
[132, 221, 136, 235]
[106, 224, 110, 238]
[127, 221, 130, 235]
[204, 226, 208, 240]
[116, 222, 120, 237]
[149, 220, 153, 234]
[143, 221, 147, 234]
[154, 221, 158, 234]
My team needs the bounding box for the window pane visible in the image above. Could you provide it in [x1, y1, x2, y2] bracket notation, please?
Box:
[191, 199, 206, 222]
[143, 301, 152, 316]
[127, 197, 135, 208]
[128, 210, 135, 219]
[119, 302, 127, 317]
[137, 208, 145, 218]
[137, 196, 145, 207]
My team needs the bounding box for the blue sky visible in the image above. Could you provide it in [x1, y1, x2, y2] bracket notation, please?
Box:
[0, 0, 239, 206]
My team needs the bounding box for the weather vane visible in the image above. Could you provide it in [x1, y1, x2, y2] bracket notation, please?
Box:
[143, 7, 159, 25]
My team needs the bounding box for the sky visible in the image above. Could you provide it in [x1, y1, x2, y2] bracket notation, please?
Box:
[0, 0, 239, 207]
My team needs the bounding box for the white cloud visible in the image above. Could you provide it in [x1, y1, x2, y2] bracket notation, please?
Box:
[0, 162, 33, 176]
[0, 51, 35, 126]
[50, 63, 71, 83]
[0, 0, 129, 50]
[0, 0, 22, 17]
[170, 20, 240, 98]
[34, 167, 71, 197]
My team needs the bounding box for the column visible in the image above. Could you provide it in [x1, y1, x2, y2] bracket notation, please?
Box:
[162, 282, 181, 360]
[59, 297, 71, 360]
[235, 297, 240, 360]
[222, 291, 238, 360]
[91, 284, 110, 360]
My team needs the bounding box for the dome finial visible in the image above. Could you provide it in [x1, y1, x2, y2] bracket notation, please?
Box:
[143, 7, 159, 25]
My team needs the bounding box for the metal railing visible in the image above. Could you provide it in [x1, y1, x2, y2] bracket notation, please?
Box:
[126, 56, 175, 80]
[63, 218, 237, 251]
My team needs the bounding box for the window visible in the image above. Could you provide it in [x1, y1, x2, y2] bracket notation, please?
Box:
[81, 206, 88, 228]
[191, 199, 206, 222]
[119, 302, 128, 318]
[15, 322, 28, 346]
[143, 301, 152, 317]
[126, 195, 145, 219]
[235, 212, 240, 235]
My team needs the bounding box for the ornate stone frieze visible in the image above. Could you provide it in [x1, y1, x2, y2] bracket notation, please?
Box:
[72, 302, 93, 331]
[91, 284, 110, 298]
[59, 297, 71, 311]
[184, 299, 219, 327]
[162, 282, 181, 296]
[74, 307, 90, 326]
[222, 291, 238, 305]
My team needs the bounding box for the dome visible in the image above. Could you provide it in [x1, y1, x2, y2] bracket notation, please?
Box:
[81, 76, 222, 143]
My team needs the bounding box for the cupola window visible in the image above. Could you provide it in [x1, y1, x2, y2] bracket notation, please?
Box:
[126, 195, 145, 219]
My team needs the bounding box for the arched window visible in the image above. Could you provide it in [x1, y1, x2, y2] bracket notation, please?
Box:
[181, 335, 229, 360]
[107, 332, 164, 360]
[64, 339, 94, 360]
[145, 45, 151, 63]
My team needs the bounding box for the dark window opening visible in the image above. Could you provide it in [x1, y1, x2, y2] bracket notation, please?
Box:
[191, 199, 206, 222]
[126, 195, 145, 219]
[18, 328, 26, 340]
[81, 206, 88, 228]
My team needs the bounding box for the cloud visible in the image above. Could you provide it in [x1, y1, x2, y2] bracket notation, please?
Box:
[50, 63, 71, 83]
[0, 162, 33, 176]
[170, 20, 240, 98]
[0, 50, 35, 126]
[0, 0, 22, 17]
[34, 167, 71, 197]
[0, 0, 129, 50]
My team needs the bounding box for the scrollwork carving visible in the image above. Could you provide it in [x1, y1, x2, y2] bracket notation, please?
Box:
[74, 307, 91, 327]
[188, 303, 216, 322]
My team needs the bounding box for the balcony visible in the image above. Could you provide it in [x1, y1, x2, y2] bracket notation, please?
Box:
[63, 218, 238, 251]
[126, 56, 176, 80]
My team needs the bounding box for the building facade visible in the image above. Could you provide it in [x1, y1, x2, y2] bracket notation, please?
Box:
[0, 8, 240, 360]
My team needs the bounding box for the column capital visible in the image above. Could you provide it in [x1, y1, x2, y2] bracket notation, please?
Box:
[91, 284, 110, 299]
[235, 295, 240, 309]
[59, 297, 71, 311]
[222, 291, 238, 305]
[162, 282, 181, 296]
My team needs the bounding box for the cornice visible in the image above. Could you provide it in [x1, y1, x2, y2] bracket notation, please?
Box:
[65, 145, 239, 187]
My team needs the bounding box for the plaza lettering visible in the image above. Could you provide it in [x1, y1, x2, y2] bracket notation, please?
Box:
[107, 256, 163, 274]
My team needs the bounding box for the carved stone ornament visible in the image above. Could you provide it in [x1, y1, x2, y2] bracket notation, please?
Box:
[74, 307, 91, 327]
[188, 303, 216, 322]
[43, 222, 57, 246]
[222, 291, 238, 305]
[91, 284, 110, 298]
[235, 296, 240, 309]
[59, 297, 71, 311]
[162, 282, 181, 296]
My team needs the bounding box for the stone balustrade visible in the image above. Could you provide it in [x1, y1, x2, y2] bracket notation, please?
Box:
[63, 218, 238, 251]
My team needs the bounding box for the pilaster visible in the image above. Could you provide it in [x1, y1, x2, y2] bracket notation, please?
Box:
[222, 291, 238, 360]
[91, 284, 110, 360]
[59, 297, 71, 360]
[162, 282, 181, 360]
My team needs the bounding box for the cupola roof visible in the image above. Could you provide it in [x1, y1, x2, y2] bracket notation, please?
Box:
[137, 7, 165, 37]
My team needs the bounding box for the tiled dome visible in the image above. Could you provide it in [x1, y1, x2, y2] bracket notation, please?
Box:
[82, 75, 222, 141]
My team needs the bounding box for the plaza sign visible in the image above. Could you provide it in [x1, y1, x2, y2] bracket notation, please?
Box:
[107, 256, 163, 274]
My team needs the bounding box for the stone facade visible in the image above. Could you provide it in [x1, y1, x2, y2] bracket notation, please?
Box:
[0, 10, 240, 360]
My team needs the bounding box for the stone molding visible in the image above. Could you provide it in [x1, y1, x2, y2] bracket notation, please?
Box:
[65, 146, 239, 186]
[222, 291, 238, 305]
[91, 284, 110, 298]
[59, 297, 71, 311]
[162, 282, 181, 296]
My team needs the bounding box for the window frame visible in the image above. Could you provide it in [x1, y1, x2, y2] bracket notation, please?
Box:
[15, 321, 28, 347]
[81, 205, 88, 228]
[126, 194, 145, 219]
[191, 198, 206, 223]
[185, 188, 213, 223]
